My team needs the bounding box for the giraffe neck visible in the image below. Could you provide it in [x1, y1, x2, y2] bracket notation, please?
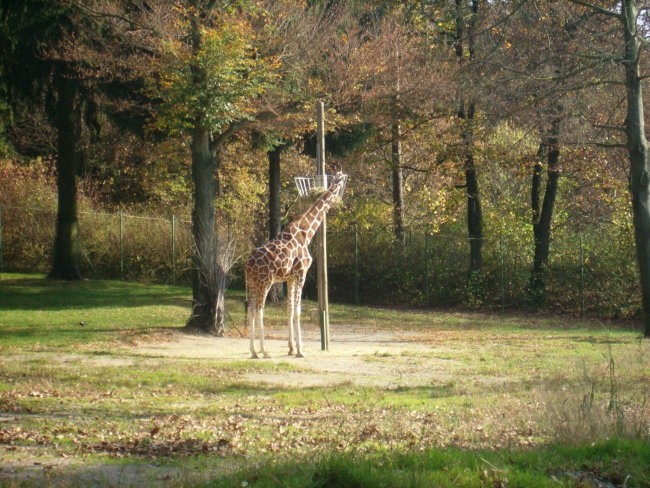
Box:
[283, 186, 339, 248]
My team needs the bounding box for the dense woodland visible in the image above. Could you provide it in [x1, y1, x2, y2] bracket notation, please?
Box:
[1, 0, 649, 336]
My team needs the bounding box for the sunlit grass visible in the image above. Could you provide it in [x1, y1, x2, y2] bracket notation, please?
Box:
[0, 273, 648, 487]
[208, 439, 650, 488]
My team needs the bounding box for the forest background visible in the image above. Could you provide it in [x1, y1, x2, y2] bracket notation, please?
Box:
[0, 0, 647, 335]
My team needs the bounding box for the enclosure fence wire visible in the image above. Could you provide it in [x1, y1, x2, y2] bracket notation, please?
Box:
[0, 204, 641, 320]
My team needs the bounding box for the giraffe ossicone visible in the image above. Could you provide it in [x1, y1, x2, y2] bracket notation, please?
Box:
[245, 171, 347, 358]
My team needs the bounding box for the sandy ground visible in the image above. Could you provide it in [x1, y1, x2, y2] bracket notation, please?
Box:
[1, 323, 462, 487]
[133, 322, 460, 388]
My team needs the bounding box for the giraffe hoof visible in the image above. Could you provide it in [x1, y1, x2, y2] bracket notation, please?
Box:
[288, 350, 294, 356]
[250, 353, 259, 359]
[263, 352, 271, 359]
[296, 352, 304, 358]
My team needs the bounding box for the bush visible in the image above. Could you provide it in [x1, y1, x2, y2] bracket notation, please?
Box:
[0, 157, 644, 322]
[0, 159, 57, 273]
[0, 159, 195, 283]
[323, 222, 641, 320]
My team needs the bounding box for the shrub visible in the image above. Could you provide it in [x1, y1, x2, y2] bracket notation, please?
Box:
[540, 349, 650, 444]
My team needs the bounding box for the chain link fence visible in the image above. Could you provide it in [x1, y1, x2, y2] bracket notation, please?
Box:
[0, 205, 642, 320]
[0, 205, 194, 284]
[311, 225, 640, 319]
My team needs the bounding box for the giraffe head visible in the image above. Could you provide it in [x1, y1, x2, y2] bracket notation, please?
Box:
[327, 171, 348, 202]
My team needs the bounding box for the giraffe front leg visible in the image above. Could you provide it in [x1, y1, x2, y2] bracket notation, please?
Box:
[294, 279, 305, 358]
[286, 279, 296, 356]
[257, 308, 271, 358]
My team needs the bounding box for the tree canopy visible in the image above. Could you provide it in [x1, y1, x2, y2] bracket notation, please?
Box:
[1, 0, 649, 336]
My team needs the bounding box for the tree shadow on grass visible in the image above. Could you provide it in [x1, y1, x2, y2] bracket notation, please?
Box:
[0, 276, 189, 311]
[0, 325, 174, 345]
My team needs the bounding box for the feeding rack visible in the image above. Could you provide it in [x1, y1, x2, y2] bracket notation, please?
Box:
[294, 174, 348, 198]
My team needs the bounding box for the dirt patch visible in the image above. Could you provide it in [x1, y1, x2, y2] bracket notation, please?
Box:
[0, 324, 459, 487]
[0, 458, 205, 488]
[130, 323, 462, 389]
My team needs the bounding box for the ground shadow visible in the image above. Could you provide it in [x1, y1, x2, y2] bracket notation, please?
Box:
[0, 276, 190, 311]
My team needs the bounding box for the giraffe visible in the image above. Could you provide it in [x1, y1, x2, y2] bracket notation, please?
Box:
[245, 172, 347, 358]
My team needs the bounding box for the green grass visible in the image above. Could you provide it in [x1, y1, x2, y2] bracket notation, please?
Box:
[0, 273, 191, 348]
[0, 273, 649, 488]
[208, 439, 650, 487]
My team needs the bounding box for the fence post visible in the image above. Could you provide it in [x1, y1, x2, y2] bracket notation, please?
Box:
[171, 214, 176, 285]
[119, 211, 124, 279]
[424, 231, 431, 307]
[354, 224, 359, 305]
[580, 235, 585, 316]
[0, 207, 3, 277]
[500, 234, 505, 310]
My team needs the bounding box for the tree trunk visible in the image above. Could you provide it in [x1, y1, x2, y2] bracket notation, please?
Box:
[458, 100, 483, 274]
[622, 0, 650, 337]
[456, 0, 483, 275]
[391, 118, 405, 244]
[269, 146, 282, 240]
[185, 5, 225, 335]
[268, 145, 284, 301]
[465, 140, 483, 273]
[50, 73, 82, 280]
[187, 126, 222, 334]
[530, 116, 561, 303]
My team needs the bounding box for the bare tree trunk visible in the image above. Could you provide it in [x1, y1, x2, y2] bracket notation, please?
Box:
[269, 146, 282, 240]
[622, 0, 650, 337]
[187, 125, 222, 334]
[465, 150, 483, 272]
[455, 0, 483, 275]
[268, 144, 284, 301]
[50, 72, 82, 280]
[530, 115, 561, 303]
[391, 118, 405, 244]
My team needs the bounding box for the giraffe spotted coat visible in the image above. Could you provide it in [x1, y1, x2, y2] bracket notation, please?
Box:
[245, 172, 347, 358]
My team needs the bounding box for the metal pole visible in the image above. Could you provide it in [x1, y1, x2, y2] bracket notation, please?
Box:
[316, 101, 330, 351]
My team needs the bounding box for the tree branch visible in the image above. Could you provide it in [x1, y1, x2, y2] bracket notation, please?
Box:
[401, 165, 429, 174]
[594, 142, 628, 148]
[593, 123, 626, 132]
[68, 0, 165, 38]
[69, 0, 137, 27]
[563, 140, 628, 148]
[209, 111, 276, 152]
[567, 0, 621, 19]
